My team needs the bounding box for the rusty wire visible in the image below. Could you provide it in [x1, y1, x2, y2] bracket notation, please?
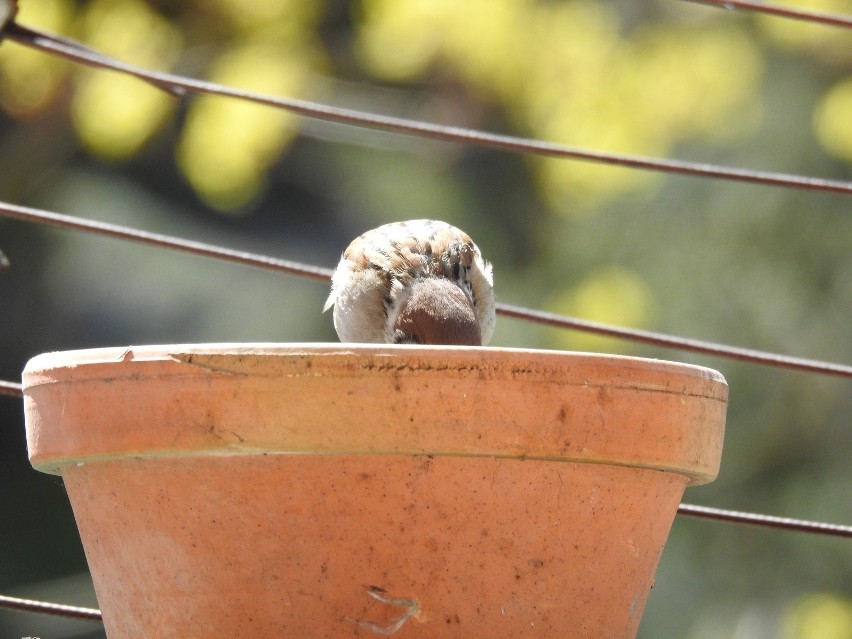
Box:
[4, 364, 851, 541]
[2, 21, 852, 196]
[0, 500, 849, 627]
[677, 504, 852, 539]
[496, 303, 852, 378]
[681, 0, 852, 29]
[0, 201, 333, 282]
[0, 355, 850, 549]
[0, 379, 22, 396]
[2, 200, 851, 379]
[0, 593, 102, 622]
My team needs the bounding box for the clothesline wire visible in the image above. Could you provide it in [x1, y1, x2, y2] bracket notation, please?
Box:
[676, 504, 852, 538]
[0, 500, 849, 628]
[0, 593, 102, 622]
[4, 376, 852, 539]
[2, 210, 849, 547]
[2, 21, 852, 196]
[2, 209, 850, 537]
[2, 200, 851, 379]
[5, 369, 850, 542]
[681, 0, 852, 29]
[0, 379, 22, 397]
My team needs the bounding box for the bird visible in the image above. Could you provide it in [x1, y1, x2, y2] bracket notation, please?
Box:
[324, 219, 495, 346]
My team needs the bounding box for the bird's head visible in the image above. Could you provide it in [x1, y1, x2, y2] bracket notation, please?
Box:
[391, 277, 481, 346]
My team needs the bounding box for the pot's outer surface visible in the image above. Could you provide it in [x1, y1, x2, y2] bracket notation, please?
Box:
[23, 345, 727, 638]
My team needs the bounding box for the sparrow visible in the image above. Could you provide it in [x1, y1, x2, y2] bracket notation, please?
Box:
[324, 219, 495, 345]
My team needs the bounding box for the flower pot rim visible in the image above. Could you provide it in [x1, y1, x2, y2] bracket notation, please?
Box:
[23, 343, 727, 485]
[23, 341, 726, 380]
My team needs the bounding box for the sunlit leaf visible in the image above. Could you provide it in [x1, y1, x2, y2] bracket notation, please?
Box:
[70, 0, 182, 159]
[547, 266, 654, 353]
[783, 593, 852, 639]
[0, 0, 72, 116]
[813, 76, 852, 164]
[176, 41, 318, 212]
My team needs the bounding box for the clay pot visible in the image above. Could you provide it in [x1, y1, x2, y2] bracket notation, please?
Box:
[23, 344, 726, 638]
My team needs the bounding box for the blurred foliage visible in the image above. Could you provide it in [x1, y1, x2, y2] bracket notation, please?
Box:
[548, 265, 654, 353]
[176, 39, 319, 210]
[815, 76, 852, 162]
[0, 0, 850, 638]
[783, 593, 852, 639]
[71, 0, 183, 159]
[0, 0, 71, 114]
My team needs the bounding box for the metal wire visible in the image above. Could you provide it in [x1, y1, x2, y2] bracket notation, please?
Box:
[3, 22, 852, 196]
[682, 0, 852, 29]
[0, 502, 849, 626]
[0, 593, 102, 621]
[2, 200, 851, 379]
[0, 379, 22, 396]
[677, 504, 852, 538]
[496, 303, 852, 378]
[4, 342, 852, 544]
[5, 375, 851, 539]
[0, 201, 333, 282]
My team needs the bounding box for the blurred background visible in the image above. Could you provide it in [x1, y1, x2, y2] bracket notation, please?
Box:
[1, 0, 850, 637]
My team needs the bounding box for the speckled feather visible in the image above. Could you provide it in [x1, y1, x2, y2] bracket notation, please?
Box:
[324, 220, 495, 345]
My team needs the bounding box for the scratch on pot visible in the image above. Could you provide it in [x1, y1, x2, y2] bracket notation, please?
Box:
[344, 588, 422, 635]
[171, 353, 249, 376]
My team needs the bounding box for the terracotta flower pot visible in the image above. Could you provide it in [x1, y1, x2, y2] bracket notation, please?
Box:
[23, 344, 726, 638]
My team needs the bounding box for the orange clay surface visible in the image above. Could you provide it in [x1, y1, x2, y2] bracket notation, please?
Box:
[23, 344, 727, 638]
